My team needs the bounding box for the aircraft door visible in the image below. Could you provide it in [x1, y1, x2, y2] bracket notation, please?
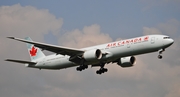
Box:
[151, 37, 155, 44]
[127, 43, 130, 48]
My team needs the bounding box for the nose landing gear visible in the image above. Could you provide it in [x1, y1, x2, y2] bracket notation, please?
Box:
[158, 55, 163, 59]
[158, 49, 165, 59]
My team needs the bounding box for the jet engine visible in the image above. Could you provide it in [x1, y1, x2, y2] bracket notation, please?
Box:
[83, 49, 102, 61]
[117, 56, 136, 67]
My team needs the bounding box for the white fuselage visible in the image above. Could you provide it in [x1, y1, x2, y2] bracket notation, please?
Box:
[30, 35, 174, 69]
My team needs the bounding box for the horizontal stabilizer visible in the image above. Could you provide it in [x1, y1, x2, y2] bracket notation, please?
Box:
[5, 59, 36, 65]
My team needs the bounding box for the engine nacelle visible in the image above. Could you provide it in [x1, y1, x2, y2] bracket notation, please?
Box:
[83, 49, 102, 61]
[117, 56, 136, 67]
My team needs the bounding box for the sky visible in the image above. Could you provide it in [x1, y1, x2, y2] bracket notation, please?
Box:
[0, 0, 180, 97]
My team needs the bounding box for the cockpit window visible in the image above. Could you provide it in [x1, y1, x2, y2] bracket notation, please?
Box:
[163, 37, 170, 39]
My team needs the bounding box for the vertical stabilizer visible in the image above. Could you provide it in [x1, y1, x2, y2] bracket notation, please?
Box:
[25, 37, 45, 61]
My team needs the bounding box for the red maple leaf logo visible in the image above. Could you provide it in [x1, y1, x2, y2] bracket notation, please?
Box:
[144, 36, 149, 41]
[30, 46, 37, 56]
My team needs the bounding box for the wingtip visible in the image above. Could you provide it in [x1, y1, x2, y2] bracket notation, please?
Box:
[7, 37, 15, 39]
[5, 59, 11, 61]
[5, 59, 11, 62]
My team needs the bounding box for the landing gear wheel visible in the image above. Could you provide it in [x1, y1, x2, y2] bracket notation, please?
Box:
[76, 65, 88, 71]
[96, 68, 108, 75]
[104, 68, 108, 72]
[158, 55, 163, 59]
[96, 70, 102, 75]
[83, 65, 88, 69]
[95, 63, 108, 75]
[76, 67, 82, 71]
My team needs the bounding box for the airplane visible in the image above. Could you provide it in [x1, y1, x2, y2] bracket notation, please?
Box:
[5, 35, 174, 74]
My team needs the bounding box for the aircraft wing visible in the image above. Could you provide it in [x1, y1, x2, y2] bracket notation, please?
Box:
[7, 37, 85, 56]
[5, 59, 36, 65]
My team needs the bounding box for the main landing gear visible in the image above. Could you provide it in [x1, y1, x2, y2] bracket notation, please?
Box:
[76, 65, 88, 71]
[158, 49, 165, 59]
[76, 60, 108, 75]
[76, 59, 88, 71]
[96, 68, 108, 75]
[96, 63, 108, 75]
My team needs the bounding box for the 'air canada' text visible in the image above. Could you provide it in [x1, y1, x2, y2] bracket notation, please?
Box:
[106, 36, 149, 48]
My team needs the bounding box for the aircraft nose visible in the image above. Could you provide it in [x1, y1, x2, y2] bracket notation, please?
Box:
[164, 38, 174, 47]
[171, 39, 174, 43]
[169, 38, 174, 45]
